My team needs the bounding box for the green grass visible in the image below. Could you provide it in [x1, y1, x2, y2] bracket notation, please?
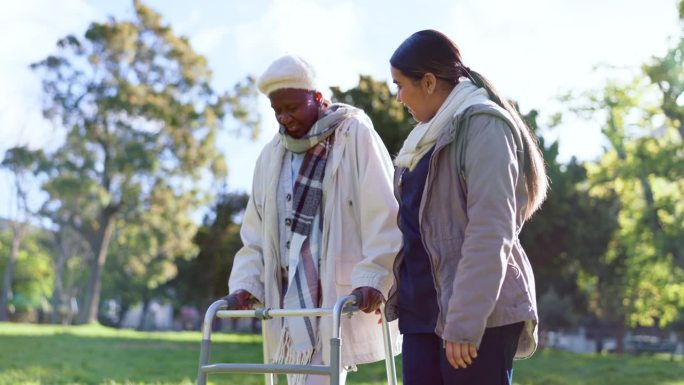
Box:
[0, 322, 682, 384]
[513, 349, 684, 385]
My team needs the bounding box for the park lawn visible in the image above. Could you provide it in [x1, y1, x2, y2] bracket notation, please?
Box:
[0, 323, 682, 385]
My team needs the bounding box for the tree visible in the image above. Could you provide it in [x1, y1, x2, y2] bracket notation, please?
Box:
[50, 225, 89, 324]
[0, 147, 45, 321]
[102, 179, 199, 329]
[530, 0, 684, 350]
[27, 0, 258, 324]
[519, 111, 619, 331]
[0, 228, 54, 322]
[643, 0, 684, 270]
[569, 72, 684, 351]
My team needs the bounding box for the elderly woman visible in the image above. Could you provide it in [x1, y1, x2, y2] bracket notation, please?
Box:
[224, 54, 401, 385]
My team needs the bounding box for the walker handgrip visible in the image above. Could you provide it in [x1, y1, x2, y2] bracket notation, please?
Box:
[351, 291, 364, 309]
[332, 295, 358, 338]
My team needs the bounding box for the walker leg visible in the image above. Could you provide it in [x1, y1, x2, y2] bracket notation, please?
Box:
[330, 337, 341, 385]
[262, 319, 276, 385]
[197, 339, 211, 385]
[380, 304, 397, 385]
[197, 300, 226, 385]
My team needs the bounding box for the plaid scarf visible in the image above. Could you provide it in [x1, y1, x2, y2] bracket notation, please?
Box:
[285, 134, 334, 345]
[275, 105, 352, 385]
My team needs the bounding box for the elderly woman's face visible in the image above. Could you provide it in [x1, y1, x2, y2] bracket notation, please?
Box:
[269, 89, 320, 138]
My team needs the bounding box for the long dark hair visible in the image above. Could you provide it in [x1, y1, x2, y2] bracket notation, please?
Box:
[390, 29, 548, 218]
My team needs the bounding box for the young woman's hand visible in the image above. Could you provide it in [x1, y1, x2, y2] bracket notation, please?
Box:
[445, 340, 478, 369]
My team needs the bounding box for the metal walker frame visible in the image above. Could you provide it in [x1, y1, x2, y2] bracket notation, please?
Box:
[196, 295, 397, 385]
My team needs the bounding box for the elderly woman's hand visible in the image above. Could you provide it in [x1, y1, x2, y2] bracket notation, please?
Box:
[350, 286, 384, 313]
[221, 290, 258, 310]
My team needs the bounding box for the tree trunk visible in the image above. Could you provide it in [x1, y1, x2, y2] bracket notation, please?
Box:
[137, 295, 150, 331]
[50, 264, 65, 324]
[116, 300, 130, 329]
[50, 232, 68, 324]
[66, 292, 79, 325]
[0, 223, 25, 321]
[594, 327, 605, 354]
[639, 176, 684, 268]
[615, 323, 626, 354]
[77, 211, 116, 324]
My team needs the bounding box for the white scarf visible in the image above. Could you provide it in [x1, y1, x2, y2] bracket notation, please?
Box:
[394, 79, 491, 171]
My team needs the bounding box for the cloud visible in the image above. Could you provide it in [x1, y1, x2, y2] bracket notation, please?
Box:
[0, 0, 103, 218]
[0, 0, 100, 153]
[190, 25, 231, 57]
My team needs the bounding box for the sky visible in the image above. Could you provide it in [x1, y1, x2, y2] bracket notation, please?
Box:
[0, 0, 680, 219]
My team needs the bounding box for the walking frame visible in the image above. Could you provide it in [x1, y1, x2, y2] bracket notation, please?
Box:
[196, 295, 397, 385]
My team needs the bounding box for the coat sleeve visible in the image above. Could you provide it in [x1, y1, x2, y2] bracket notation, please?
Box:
[349, 115, 403, 297]
[228, 151, 267, 303]
[442, 115, 519, 346]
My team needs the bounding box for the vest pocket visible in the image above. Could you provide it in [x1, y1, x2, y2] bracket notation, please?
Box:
[434, 234, 464, 268]
[499, 261, 529, 305]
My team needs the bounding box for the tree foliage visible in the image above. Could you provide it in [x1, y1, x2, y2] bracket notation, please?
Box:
[331, 75, 413, 156]
[102, 179, 200, 328]
[50, 225, 89, 324]
[0, 229, 53, 320]
[0, 147, 47, 321]
[519, 112, 618, 330]
[578, 77, 683, 331]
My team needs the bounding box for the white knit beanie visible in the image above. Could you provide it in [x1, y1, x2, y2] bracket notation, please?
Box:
[256, 54, 319, 95]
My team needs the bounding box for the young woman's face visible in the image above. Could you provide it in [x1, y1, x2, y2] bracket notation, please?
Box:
[391, 66, 433, 123]
[268, 89, 321, 138]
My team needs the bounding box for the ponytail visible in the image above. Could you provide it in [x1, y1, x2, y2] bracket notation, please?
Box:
[467, 70, 548, 218]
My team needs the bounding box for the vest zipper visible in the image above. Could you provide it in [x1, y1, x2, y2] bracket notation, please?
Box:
[419, 145, 447, 334]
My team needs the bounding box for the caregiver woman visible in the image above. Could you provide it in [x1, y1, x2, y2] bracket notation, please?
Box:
[385, 29, 548, 385]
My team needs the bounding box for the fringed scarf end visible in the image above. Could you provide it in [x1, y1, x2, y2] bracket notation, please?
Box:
[274, 326, 322, 385]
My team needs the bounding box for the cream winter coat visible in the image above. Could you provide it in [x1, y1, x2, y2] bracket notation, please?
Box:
[229, 107, 402, 366]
